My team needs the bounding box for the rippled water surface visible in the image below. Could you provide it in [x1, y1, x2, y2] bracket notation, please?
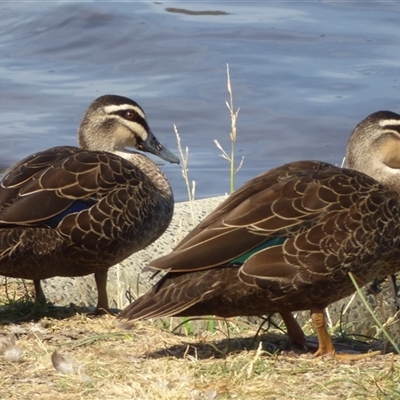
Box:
[1, 1, 399, 200]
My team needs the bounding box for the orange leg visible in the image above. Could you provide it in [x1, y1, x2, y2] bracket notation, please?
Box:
[311, 308, 380, 361]
[311, 309, 336, 357]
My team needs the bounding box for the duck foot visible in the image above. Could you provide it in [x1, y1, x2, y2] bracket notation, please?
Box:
[313, 349, 381, 361]
[84, 303, 119, 316]
[88, 306, 119, 316]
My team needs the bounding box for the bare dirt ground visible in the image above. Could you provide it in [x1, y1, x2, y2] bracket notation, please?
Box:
[1, 283, 400, 400]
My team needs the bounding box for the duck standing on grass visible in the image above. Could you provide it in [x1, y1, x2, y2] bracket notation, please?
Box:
[118, 110, 400, 360]
[0, 95, 179, 314]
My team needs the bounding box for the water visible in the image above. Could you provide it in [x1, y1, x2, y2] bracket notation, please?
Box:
[1, 1, 399, 201]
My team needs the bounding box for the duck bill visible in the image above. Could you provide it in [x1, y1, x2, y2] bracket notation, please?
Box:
[138, 131, 180, 164]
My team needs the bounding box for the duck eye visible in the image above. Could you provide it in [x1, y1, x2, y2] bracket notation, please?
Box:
[124, 111, 136, 120]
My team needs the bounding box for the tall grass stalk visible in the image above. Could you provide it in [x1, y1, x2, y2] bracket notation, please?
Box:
[174, 124, 196, 224]
[348, 272, 400, 354]
[214, 64, 244, 194]
[116, 263, 123, 309]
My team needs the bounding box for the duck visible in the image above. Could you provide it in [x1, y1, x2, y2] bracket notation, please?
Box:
[0, 94, 179, 314]
[117, 110, 400, 360]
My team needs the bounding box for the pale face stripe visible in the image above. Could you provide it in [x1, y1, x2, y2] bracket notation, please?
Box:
[379, 119, 400, 127]
[104, 104, 146, 120]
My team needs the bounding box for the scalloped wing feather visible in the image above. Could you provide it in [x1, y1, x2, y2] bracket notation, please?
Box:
[147, 161, 336, 272]
[0, 146, 141, 226]
[238, 174, 393, 295]
[147, 160, 392, 288]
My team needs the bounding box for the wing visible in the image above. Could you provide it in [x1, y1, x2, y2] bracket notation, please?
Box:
[0, 146, 80, 224]
[0, 146, 141, 228]
[147, 159, 391, 298]
[238, 167, 391, 295]
[147, 160, 345, 273]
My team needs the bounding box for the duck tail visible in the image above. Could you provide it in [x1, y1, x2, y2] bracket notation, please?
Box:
[116, 271, 204, 325]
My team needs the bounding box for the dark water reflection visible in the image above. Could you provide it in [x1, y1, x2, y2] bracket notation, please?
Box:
[1, 1, 399, 200]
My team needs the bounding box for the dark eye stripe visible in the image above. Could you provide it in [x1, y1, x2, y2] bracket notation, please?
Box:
[110, 110, 149, 132]
[382, 125, 400, 134]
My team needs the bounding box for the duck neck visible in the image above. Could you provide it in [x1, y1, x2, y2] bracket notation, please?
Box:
[116, 150, 174, 199]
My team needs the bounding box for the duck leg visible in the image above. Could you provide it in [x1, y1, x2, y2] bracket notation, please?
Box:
[280, 311, 319, 350]
[311, 308, 380, 360]
[35, 271, 110, 314]
[280, 311, 307, 347]
[33, 279, 46, 303]
[311, 310, 336, 357]
[94, 269, 110, 314]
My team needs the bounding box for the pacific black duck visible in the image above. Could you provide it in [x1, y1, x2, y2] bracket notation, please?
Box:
[118, 110, 400, 359]
[0, 94, 179, 313]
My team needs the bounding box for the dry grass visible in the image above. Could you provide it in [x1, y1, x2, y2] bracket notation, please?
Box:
[1, 284, 400, 400]
[214, 63, 244, 194]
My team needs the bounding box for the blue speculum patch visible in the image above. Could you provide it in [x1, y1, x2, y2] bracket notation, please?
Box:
[43, 200, 95, 227]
